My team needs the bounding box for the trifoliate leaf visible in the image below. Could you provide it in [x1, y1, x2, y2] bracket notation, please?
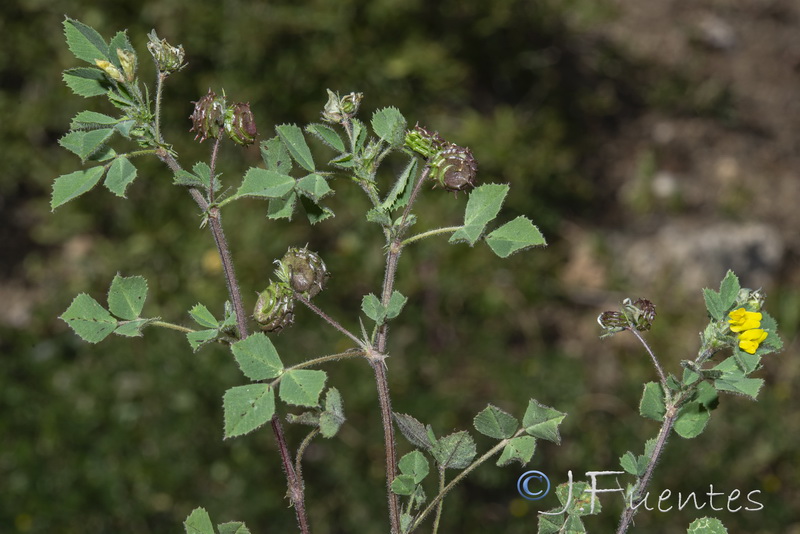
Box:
[639, 382, 666, 422]
[63, 17, 110, 65]
[60, 293, 117, 343]
[398, 451, 429, 484]
[305, 123, 345, 152]
[51, 166, 106, 209]
[223, 384, 276, 438]
[496, 435, 536, 467]
[183, 507, 215, 534]
[449, 184, 509, 246]
[474, 404, 519, 439]
[103, 157, 137, 197]
[107, 274, 147, 320]
[59, 129, 114, 162]
[431, 430, 476, 470]
[485, 216, 546, 258]
[279, 369, 327, 407]
[234, 168, 295, 199]
[231, 333, 284, 381]
[276, 124, 315, 172]
[522, 399, 566, 444]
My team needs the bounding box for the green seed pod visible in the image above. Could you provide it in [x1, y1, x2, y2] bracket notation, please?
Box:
[403, 125, 445, 159]
[147, 30, 186, 75]
[276, 247, 329, 299]
[190, 89, 226, 142]
[224, 102, 258, 147]
[429, 144, 478, 193]
[254, 282, 295, 333]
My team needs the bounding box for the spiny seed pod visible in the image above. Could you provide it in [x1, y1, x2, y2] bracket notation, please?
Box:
[190, 89, 226, 142]
[116, 49, 137, 82]
[321, 89, 363, 123]
[224, 102, 258, 147]
[276, 247, 329, 299]
[254, 282, 295, 333]
[147, 30, 186, 75]
[404, 125, 445, 159]
[429, 144, 478, 193]
[597, 311, 627, 335]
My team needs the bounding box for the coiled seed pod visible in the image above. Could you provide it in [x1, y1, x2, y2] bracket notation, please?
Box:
[189, 89, 226, 142]
[276, 247, 329, 299]
[429, 144, 478, 193]
[224, 102, 258, 147]
[403, 125, 445, 160]
[254, 282, 295, 333]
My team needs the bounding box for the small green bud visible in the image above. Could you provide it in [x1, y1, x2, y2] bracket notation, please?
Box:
[116, 49, 137, 82]
[147, 30, 186, 75]
[190, 89, 226, 142]
[340, 92, 363, 114]
[736, 287, 766, 312]
[276, 247, 329, 299]
[224, 102, 258, 146]
[404, 125, 445, 159]
[94, 59, 126, 84]
[429, 144, 478, 193]
[321, 89, 363, 123]
[254, 282, 295, 333]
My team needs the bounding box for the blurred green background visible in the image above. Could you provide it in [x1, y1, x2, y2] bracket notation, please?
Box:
[1, 0, 798, 532]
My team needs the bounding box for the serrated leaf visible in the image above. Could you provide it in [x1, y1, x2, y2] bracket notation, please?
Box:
[306, 123, 345, 152]
[391, 474, 417, 496]
[386, 291, 407, 320]
[107, 274, 147, 320]
[187, 329, 219, 351]
[279, 369, 327, 407]
[296, 174, 332, 201]
[393, 413, 433, 450]
[351, 118, 367, 152]
[486, 216, 546, 257]
[63, 17, 110, 65]
[104, 157, 137, 197]
[538, 513, 565, 534]
[371, 107, 407, 147]
[383, 157, 418, 211]
[261, 136, 293, 173]
[361, 293, 386, 323]
[70, 111, 118, 130]
[639, 382, 666, 421]
[217, 522, 252, 534]
[718, 270, 740, 312]
[60, 293, 117, 343]
[63, 67, 113, 97]
[366, 207, 392, 226]
[674, 401, 711, 439]
[431, 430, 476, 470]
[59, 129, 115, 161]
[522, 399, 566, 444]
[703, 288, 725, 321]
[564, 514, 586, 532]
[687, 517, 729, 534]
[173, 170, 207, 189]
[235, 168, 295, 199]
[496, 435, 536, 467]
[474, 404, 519, 439]
[399, 451, 430, 484]
[619, 451, 646, 476]
[107, 30, 134, 70]
[51, 167, 106, 209]
[449, 184, 509, 246]
[183, 507, 215, 534]
[189, 304, 219, 329]
[714, 372, 764, 400]
[299, 195, 334, 225]
[114, 319, 152, 337]
[319, 387, 345, 438]
[276, 124, 315, 172]
[223, 384, 276, 438]
[231, 333, 284, 381]
[268, 191, 298, 220]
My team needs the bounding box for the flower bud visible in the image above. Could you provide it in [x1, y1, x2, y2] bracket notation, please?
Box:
[116, 49, 137, 82]
[276, 247, 329, 299]
[321, 89, 363, 123]
[147, 30, 186, 75]
[94, 59, 126, 84]
[224, 102, 258, 146]
[254, 282, 295, 333]
[404, 125, 445, 159]
[190, 89, 226, 142]
[340, 92, 363, 114]
[429, 144, 478, 193]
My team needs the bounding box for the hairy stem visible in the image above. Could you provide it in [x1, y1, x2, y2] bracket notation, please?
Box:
[431, 469, 446, 534]
[150, 320, 195, 334]
[627, 327, 668, 394]
[154, 72, 167, 143]
[294, 294, 363, 347]
[400, 226, 461, 247]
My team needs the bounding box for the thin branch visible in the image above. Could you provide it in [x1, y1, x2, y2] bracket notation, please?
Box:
[150, 320, 195, 334]
[400, 226, 461, 247]
[290, 350, 366, 370]
[627, 327, 668, 393]
[294, 293, 364, 347]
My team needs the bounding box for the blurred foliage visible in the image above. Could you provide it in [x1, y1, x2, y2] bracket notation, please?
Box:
[1, 0, 797, 533]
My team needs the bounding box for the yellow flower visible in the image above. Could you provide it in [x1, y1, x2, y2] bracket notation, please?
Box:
[728, 308, 762, 333]
[738, 329, 768, 354]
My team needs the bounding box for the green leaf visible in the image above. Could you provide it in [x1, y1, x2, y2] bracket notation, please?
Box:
[104, 157, 137, 197]
[361, 293, 386, 323]
[703, 288, 725, 321]
[63, 17, 110, 64]
[231, 333, 284, 381]
[187, 329, 219, 352]
[63, 67, 112, 97]
[114, 319, 152, 338]
[393, 413, 433, 450]
[674, 401, 711, 439]
[70, 111, 118, 130]
[385, 291, 408, 320]
[398, 451, 429, 484]
[383, 157, 418, 211]
[366, 207, 392, 226]
[449, 183, 509, 246]
[538, 513, 565, 534]
[51, 167, 106, 209]
[217, 522, 252, 534]
[276, 124, 315, 172]
[223, 384, 276, 439]
[108, 30, 134, 69]
[351, 118, 367, 152]
[261, 136, 293, 173]
[371, 107, 407, 147]
[59, 129, 115, 161]
[189, 304, 219, 329]
[183, 507, 215, 534]
[485, 216, 546, 257]
[235, 168, 295, 199]
[714, 372, 764, 400]
[319, 387, 345, 438]
[306, 123, 345, 152]
[60, 293, 117, 343]
[619, 451, 646, 476]
[564, 514, 586, 533]
[639, 382, 666, 421]
[473, 404, 519, 439]
[296, 174, 333, 201]
[279, 369, 327, 407]
[718, 270, 740, 312]
[431, 430, 476, 470]
[687, 517, 728, 534]
[107, 274, 147, 320]
[390, 474, 417, 496]
[268, 191, 298, 220]
[299, 196, 334, 224]
[496, 435, 536, 467]
[173, 170, 205, 189]
[522, 399, 566, 444]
